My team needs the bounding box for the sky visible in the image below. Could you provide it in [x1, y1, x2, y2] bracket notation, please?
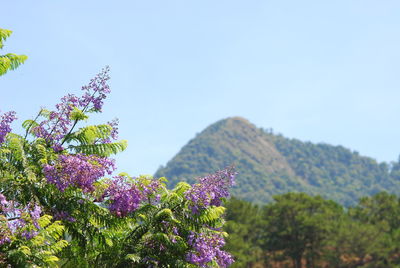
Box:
[1, 1, 400, 176]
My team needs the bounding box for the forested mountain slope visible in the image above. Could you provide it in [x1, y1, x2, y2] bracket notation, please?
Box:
[155, 117, 400, 205]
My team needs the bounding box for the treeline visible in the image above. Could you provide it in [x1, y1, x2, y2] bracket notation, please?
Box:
[224, 192, 400, 268]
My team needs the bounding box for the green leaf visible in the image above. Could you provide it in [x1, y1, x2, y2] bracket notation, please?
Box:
[0, 28, 12, 49]
[18, 246, 32, 256]
[125, 254, 141, 263]
[70, 107, 89, 121]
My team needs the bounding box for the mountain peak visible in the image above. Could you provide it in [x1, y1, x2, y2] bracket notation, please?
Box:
[210, 116, 254, 130]
[155, 116, 298, 203]
[221, 116, 252, 124]
[155, 117, 400, 205]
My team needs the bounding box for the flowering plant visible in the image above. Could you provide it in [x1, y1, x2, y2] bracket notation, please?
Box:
[0, 67, 235, 267]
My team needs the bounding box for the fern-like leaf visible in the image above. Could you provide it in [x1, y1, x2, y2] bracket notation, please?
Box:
[0, 28, 12, 49]
[0, 53, 28, 76]
[70, 140, 127, 157]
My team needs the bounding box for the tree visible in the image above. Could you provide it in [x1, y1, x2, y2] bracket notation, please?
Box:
[224, 197, 264, 267]
[0, 63, 235, 266]
[325, 215, 391, 268]
[0, 28, 27, 76]
[260, 193, 343, 268]
[346, 192, 400, 266]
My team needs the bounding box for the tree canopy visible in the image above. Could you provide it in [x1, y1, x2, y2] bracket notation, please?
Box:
[0, 38, 235, 266]
[224, 192, 400, 267]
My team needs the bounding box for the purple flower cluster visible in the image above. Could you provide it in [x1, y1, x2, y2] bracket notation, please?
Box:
[101, 118, 119, 144]
[1, 194, 22, 221]
[31, 95, 78, 146]
[80, 66, 111, 112]
[103, 176, 142, 217]
[53, 211, 76, 222]
[0, 194, 42, 245]
[0, 235, 11, 245]
[107, 118, 119, 141]
[30, 204, 42, 229]
[0, 194, 12, 245]
[186, 232, 234, 267]
[31, 67, 112, 146]
[144, 238, 167, 252]
[0, 194, 8, 207]
[103, 176, 161, 217]
[185, 167, 236, 213]
[43, 154, 115, 193]
[21, 230, 39, 240]
[0, 111, 17, 144]
[142, 179, 161, 200]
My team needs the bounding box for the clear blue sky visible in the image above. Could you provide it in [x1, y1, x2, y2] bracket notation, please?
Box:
[1, 1, 400, 175]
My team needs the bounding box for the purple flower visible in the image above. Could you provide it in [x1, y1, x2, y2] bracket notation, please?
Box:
[103, 176, 142, 217]
[31, 67, 112, 145]
[0, 194, 8, 206]
[108, 118, 119, 140]
[0, 236, 11, 245]
[0, 111, 17, 144]
[31, 94, 80, 144]
[8, 218, 25, 233]
[0, 196, 43, 244]
[80, 66, 111, 112]
[43, 154, 115, 192]
[30, 204, 42, 229]
[101, 118, 119, 144]
[0, 194, 20, 215]
[53, 211, 76, 222]
[21, 230, 38, 240]
[186, 232, 234, 267]
[142, 179, 160, 198]
[103, 176, 161, 217]
[52, 144, 65, 152]
[185, 167, 236, 213]
[102, 118, 119, 143]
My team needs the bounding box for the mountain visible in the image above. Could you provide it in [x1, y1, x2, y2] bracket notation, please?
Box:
[155, 117, 400, 205]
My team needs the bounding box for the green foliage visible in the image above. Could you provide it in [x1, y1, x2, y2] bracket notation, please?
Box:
[325, 216, 392, 268]
[1, 93, 233, 267]
[2, 215, 68, 267]
[224, 192, 400, 267]
[261, 193, 342, 268]
[70, 140, 128, 157]
[349, 192, 400, 232]
[1, 42, 233, 266]
[0, 28, 12, 48]
[65, 125, 113, 145]
[269, 133, 397, 206]
[87, 185, 228, 268]
[0, 28, 27, 76]
[223, 198, 264, 267]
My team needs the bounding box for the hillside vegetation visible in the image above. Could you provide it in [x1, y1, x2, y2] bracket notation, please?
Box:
[155, 117, 400, 205]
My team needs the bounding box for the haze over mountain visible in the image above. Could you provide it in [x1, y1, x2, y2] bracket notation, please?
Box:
[155, 117, 400, 205]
